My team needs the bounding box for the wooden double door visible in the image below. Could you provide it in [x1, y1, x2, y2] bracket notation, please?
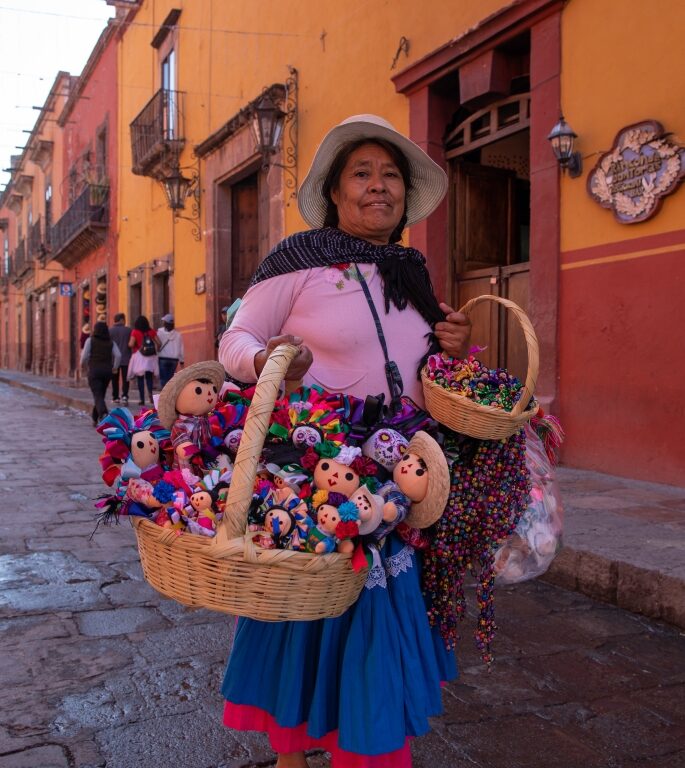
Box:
[451, 161, 530, 384]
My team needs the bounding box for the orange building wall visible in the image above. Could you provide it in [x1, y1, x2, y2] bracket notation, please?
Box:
[558, 0, 685, 484]
[117, 0, 510, 363]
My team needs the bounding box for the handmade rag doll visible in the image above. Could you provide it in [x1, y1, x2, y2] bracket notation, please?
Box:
[377, 430, 450, 536]
[157, 361, 226, 473]
[306, 490, 360, 554]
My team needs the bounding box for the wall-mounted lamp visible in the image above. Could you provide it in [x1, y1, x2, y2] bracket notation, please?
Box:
[547, 115, 582, 178]
[252, 66, 298, 202]
[157, 158, 201, 241]
[160, 165, 197, 211]
[252, 92, 286, 159]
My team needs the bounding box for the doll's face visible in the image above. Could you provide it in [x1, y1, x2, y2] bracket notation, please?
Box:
[130, 430, 159, 469]
[291, 425, 321, 448]
[350, 486, 384, 535]
[264, 507, 293, 538]
[176, 379, 218, 417]
[393, 452, 429, 502]
[316, 504, 341, 535]
[224, 428, 243, 455]
[190, 490, 212, 512]
[314, 458, 360, 497]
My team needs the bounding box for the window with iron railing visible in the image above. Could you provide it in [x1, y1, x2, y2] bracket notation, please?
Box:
[28, 217, 43, 258]
[51, 184, 109, 256]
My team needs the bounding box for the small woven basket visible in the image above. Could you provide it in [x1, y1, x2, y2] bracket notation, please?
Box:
[131, 344, 368, 621]
[422, 295, 539, 440]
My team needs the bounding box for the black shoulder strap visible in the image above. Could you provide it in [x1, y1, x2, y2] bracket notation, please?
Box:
[354, 265, 404, 414]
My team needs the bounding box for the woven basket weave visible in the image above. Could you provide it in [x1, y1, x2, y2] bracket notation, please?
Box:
[131, 343, 368, 621]
[422, 295, 539, 440]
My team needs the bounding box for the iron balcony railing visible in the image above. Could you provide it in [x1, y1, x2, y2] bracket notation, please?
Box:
[130, 88, 185, 175]
[51, 184, 109, 264]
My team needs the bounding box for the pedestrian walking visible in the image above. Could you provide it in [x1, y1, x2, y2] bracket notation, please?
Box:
[219, 114, 471, 768]
[108, 312, 132, 404]
[156, 313, 185, 388]
[127, 315, 160, 406]
[80, 321, 121, 427]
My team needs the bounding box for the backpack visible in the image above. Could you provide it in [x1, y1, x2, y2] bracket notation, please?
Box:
[140, 333, 156, 357]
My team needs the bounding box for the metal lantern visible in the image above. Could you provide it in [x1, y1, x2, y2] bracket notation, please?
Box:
[161, 168, 193, 210]
[252, 92, 286, 157]
[547, 116, 582, 177]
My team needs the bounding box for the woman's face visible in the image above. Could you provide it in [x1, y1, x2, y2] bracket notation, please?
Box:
[331, 142, 406, 245]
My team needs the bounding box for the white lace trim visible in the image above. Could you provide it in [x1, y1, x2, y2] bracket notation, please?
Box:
[385, 545, 414, 579]
[364, 545, 415, 589]
[364, 548, 387, 590]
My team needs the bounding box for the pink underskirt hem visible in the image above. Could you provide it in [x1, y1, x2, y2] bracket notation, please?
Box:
[223, 701, 412, 768]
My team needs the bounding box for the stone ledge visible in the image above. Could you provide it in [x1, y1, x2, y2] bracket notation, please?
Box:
[542, 545, 685, 630]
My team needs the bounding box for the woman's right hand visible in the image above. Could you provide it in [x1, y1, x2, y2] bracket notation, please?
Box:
[254, 334, 313, 380]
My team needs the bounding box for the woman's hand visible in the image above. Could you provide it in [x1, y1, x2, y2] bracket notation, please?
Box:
[254, 335, 313, 381]
[435, 302, 472, 358]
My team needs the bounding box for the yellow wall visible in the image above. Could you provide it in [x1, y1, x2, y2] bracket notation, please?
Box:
[560, 0, 685, 252]
[117, 0, 509, 342]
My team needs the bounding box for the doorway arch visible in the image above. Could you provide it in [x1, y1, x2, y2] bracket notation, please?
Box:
[447, 94, 531, 382]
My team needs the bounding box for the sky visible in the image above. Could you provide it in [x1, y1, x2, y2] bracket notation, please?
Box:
[0, 0, 115, 190]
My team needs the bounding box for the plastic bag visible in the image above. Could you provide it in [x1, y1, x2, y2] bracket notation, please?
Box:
[493, 421, 564, 583]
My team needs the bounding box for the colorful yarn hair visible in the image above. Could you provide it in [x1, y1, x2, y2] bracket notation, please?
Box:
[96, 408, 171, 487]
[422, 430, 531, 666]
[268, 385, 351, 446]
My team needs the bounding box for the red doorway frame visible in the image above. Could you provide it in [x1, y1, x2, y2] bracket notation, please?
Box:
[392, 0, 563, 411]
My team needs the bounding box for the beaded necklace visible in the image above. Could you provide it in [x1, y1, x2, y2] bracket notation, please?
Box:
[422, 430, 531, 665]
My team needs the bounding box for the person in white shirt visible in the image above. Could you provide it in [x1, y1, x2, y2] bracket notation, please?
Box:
[156, 313, 185, 388]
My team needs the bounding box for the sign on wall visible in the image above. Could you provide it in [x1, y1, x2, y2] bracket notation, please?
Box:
[587, 121, 685, 224]
[59, 282, 74, 297]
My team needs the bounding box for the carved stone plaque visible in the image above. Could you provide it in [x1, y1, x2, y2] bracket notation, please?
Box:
[587, 121, 685, 223]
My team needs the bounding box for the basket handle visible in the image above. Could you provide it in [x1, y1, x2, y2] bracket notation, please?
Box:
[458, 295, 539, 417]
[215, 343, 300, 544]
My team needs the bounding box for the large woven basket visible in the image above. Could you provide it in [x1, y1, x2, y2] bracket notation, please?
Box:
[422, 295, 539, 440]
[131, 344, 368, 621]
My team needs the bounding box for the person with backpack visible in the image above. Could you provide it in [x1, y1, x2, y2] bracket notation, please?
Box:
[126, 315, 160, 406]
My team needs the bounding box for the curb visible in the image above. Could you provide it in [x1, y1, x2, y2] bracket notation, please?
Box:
[0, 374, 91, 415]
[541, 545, 685, 630]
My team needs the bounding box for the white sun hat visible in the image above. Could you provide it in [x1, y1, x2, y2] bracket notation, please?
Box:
[297, 114, 448, 229]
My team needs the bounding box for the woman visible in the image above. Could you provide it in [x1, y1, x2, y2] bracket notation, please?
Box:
[80, 321, 121, 427]
[219, 114, 471, 768]
[126, 314, 160, 406]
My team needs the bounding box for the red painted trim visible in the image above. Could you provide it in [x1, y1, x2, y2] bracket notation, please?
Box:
[562, 227, 685, 263]
[392, 0, 564, 95]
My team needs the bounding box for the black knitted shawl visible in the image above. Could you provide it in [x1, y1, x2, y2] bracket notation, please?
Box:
[251, 228, 444, 337]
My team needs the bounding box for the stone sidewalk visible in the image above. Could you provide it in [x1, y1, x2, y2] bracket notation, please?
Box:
[1, 377, 684, 768]
[1, 366, 684, 631]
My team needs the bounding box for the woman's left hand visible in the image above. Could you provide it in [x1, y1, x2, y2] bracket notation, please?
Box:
[435, 302, 472, 358]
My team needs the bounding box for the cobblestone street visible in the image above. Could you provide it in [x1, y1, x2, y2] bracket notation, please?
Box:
[0, 382, 684, 768]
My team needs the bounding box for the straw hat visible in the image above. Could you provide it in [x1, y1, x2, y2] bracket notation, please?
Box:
[298, 114, 448, 229]
[157, 360, 226, 430]
[402, 430, 450, 529]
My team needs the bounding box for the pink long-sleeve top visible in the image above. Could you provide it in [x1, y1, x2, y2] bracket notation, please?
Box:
[219, 264, 432, 404]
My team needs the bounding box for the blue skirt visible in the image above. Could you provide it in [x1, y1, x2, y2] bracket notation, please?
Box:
[221, 533, 458, 758]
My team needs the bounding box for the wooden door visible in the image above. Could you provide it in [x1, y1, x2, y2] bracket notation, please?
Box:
[231, 175, 260, 299]
[451, 161, 530, 377]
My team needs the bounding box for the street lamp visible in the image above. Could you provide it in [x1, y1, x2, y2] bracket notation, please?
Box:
[250, 67, 299, 203]
[547, 115, 582, 178]
[160, 166, 195, 210]
[252, 91, 286, 163]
